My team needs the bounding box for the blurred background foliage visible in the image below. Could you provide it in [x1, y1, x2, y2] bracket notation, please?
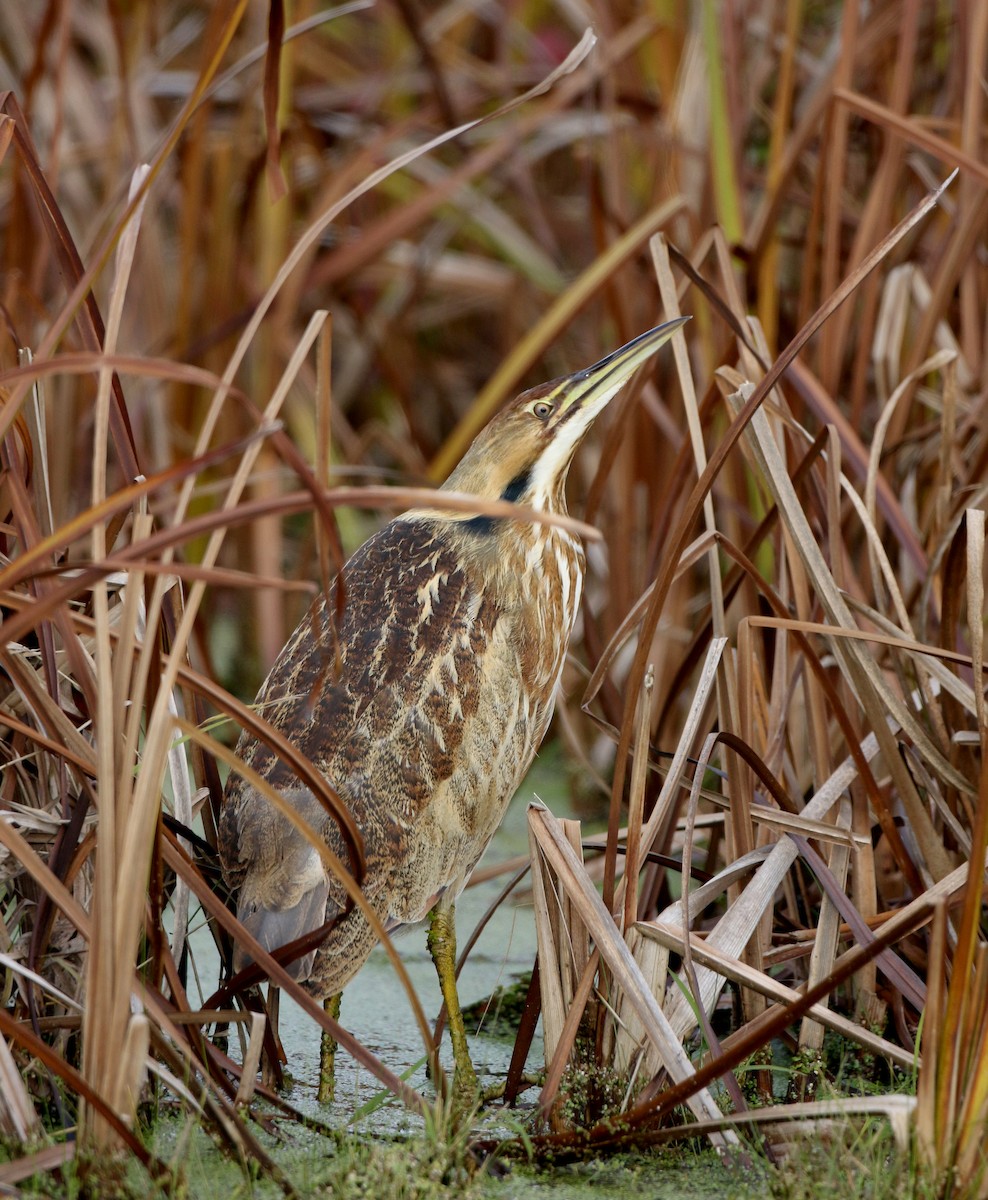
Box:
[4, 0, 979, 734]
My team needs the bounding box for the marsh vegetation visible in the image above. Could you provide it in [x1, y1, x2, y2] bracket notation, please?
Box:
[0, 2, 986, 1196]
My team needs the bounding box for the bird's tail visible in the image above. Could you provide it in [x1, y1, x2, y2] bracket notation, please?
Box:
[233, 879, 331, 982]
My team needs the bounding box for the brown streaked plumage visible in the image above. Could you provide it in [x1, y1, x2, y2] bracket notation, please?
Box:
[218, 319, 687, 1101]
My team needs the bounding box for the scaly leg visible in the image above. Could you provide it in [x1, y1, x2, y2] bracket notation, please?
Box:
[426, 901, 478, 1108]
[317, 991, 342, 1103]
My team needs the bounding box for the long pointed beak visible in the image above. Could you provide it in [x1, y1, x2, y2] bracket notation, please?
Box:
[554, 316, 690, 421]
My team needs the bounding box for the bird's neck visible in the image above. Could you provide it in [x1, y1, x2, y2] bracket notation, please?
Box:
[441, 502, 583, 601]
[438, 463, 569, 514]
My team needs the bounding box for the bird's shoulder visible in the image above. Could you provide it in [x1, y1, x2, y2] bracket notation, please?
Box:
[233, 516, 503, 793]
[338, 515, 492, 666]
[327, 515, 503, 693]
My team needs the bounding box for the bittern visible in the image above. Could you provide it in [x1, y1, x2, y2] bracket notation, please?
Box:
[218, 319, 686, 1103]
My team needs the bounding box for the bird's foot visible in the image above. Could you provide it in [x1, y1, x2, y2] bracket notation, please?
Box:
[479, 1079, 506, 1105]
[477, 1073, 541, 1105]
[317, 1028, 337, 1104]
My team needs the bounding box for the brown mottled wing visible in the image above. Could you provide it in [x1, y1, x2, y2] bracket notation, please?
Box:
[218, 517, 501, 965]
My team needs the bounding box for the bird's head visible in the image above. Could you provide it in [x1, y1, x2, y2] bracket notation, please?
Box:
[440, 318, 689, 519]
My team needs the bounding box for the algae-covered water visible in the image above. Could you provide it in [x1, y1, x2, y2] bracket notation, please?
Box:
[152, 752, 765, 1197]
[275, 764, 542, 1130]
[151, 1113, 763, 1200]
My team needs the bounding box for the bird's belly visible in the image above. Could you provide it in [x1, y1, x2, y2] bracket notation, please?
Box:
[389, 544, 580, 924]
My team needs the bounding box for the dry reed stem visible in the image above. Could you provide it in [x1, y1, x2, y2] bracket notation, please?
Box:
[528, 803, 736, 1147]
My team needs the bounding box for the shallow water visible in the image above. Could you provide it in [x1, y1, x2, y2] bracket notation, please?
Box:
[268, 756, 549, 1131]
[181, 752, 559, 1136]
[164, 753, 764, 1197]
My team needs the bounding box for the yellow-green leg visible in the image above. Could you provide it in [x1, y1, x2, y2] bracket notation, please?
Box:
[427, 902, 478, 1108]
[317, 991, 342, 1103]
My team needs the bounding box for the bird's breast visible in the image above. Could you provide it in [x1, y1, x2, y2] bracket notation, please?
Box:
[445, 522, 584, 823]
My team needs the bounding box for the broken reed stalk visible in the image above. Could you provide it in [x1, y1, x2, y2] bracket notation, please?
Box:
[527, 802, 736, 1147]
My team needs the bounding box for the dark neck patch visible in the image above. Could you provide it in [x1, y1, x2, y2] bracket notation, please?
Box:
[500, 468, 531, 504]
[461, 514, 496, 537]
[461, 468, 532, 538]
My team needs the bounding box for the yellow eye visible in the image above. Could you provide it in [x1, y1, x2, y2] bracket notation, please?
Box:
[532, 400, 553, 420]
